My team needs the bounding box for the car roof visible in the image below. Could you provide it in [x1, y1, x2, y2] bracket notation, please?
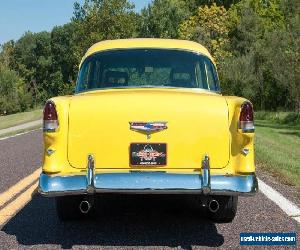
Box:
[81, 38, 215, 66]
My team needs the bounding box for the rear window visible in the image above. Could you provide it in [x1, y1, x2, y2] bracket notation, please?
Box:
[76, 49, 220, 92]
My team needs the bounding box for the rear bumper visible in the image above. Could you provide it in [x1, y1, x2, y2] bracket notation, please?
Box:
[39, 172, 258, 197]
[39, 155, 258, 197]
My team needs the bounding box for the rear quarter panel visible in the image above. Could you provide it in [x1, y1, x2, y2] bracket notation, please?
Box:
[225, 96, 255, 174]
[42, 96, 73, 174]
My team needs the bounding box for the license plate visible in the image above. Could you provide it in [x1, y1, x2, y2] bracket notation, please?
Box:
[130, 143, 167, 166]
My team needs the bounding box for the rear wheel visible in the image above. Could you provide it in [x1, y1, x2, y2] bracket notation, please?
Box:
[55, 196, 84, 221]
[208, 195, 238, 223]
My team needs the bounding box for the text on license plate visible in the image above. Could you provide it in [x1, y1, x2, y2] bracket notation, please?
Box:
[130, 143, 167, 166]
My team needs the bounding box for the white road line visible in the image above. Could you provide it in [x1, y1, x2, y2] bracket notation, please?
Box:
[294, 216, 300, 223]
[0, 128, 42, 141]
[258, 178, 300, 223]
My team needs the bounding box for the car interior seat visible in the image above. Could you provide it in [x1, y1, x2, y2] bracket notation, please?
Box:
[169, 67, 194, 88]
[104, 71, 129, 88]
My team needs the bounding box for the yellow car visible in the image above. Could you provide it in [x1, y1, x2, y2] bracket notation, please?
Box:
[39, 38, 258, 222]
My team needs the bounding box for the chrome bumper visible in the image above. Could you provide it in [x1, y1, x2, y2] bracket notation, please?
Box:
[39, 155, 258, 197]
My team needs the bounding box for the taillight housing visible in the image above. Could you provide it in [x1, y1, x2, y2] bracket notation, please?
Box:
[239, 102, 254, 133]
[43, 101, 59, 132]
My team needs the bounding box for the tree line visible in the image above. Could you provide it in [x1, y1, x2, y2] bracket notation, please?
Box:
[0, 0, 299, 114]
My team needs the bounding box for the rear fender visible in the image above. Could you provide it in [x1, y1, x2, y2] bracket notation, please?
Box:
[225, 96, 255, 174]
[42, 96, 72, 173]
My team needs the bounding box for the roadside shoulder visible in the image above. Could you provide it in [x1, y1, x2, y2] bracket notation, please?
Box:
[257, 165, 300, 207]
[0, 120, 42, 139]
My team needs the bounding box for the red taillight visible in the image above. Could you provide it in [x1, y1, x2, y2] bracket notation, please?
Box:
[43, 101, 59, 132]
[239, 102, 254, 133]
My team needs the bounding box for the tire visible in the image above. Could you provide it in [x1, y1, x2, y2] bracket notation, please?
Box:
[208, 195, 238, 223]
[55, 196, 84, 221]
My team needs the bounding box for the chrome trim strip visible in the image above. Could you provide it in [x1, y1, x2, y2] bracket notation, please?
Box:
[39, 172, 258, 197]
[129, 121, 168, 133]
[86, 155, 95, 194]
[202, 155, 211, 194]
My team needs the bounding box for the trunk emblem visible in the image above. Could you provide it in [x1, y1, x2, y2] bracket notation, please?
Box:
[129, 122, 168, 139]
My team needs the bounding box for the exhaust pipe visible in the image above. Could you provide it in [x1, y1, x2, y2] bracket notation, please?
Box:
[208, 199, 220, 213]
[79, 200, 92, 214]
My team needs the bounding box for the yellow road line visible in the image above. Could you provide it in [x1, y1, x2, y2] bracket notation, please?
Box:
[0, 168, 40, 207]
[0, 181, 38, 225]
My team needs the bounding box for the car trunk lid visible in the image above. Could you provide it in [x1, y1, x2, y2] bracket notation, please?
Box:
[67, 88, 229, 169]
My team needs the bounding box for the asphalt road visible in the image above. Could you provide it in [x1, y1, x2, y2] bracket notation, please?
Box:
[0, 130, 299, 249]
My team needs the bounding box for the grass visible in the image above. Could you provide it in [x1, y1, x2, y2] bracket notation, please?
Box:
[255, 117, 300, 189]
[0, 109, 42, 130]
[255, 111, 300, 125]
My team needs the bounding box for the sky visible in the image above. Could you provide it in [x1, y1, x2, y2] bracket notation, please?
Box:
[0, 0, 152, 45]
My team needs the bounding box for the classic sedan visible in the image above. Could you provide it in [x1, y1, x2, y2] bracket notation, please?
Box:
[39, 38, 258, 222]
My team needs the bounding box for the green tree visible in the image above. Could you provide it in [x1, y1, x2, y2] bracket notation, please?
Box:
[0, 64, 32, 114]
[219, 0, 290, 110]
[0, 40, 14, 68]
[11, 32, 37, 85]
[11, 31, 53, 102]
[34, 32, 52, 95]
[179, 3, 231, 64]
[191, 0, 241, 9]
[72, 0, 138, 61]
[51, 23, 77, 89]
[264, 11, 300, 111]
[49, 71, 75, 97]
[139, 0, 191, 38]
[228, 0, 284, 55]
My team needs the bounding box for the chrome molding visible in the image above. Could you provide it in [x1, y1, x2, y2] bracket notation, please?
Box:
[242, 148, 250, 155]
[46, 149, 56, 156]
[202, 155, 211, 194]
[86, 155, 95, 194]
[129, 122, 168, 132]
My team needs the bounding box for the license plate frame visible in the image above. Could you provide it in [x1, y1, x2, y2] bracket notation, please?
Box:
[130, 143, 167, 166]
